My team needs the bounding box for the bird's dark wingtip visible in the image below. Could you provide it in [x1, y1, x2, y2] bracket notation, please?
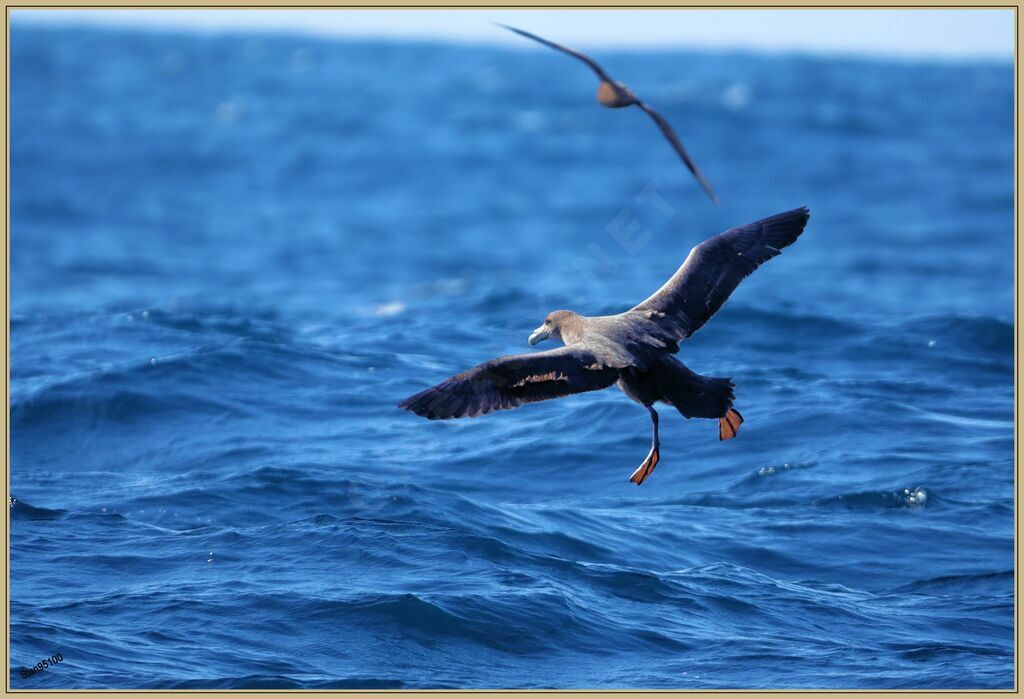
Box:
[398, 387, 458, 420]
[397, 390, 428, 415]
[771, 206, 811, 225]
[755, 207, 811, 251]
[697, 181, 719, 206]
[493, 22, 524, 35]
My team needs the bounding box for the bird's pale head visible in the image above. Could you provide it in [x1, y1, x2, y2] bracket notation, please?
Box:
[528, 310, 579, 346]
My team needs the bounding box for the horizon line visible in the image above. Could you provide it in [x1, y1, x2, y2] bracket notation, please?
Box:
[11, 9, 1016, 64]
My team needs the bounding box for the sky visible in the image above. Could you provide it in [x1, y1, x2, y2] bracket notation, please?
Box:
[12, 9, 1016, 61]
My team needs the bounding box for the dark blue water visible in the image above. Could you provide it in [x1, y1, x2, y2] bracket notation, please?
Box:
[10, 24, 1014, 689]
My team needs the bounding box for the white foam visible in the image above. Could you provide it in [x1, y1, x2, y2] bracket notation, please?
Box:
[374, 301, 406, 317]
[722, 82, 752, 110]
[903, 487, 928, 507]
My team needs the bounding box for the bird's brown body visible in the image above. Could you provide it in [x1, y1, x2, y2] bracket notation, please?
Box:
[400, 208, 810, 485]
[596, 81, 636, 108]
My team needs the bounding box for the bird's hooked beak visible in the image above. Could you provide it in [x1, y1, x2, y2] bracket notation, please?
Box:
[528, 325, 550, 347]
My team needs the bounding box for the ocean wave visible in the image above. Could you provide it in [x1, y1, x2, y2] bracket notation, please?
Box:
[158, 675, 408, 689]
[886, 569, 1014, 595]
[9, 498, 66, 520]
[661, 482, 934, 511]
[9, 332, 370, 430]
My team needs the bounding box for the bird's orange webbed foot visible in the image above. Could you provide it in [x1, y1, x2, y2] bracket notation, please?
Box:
[628, 445, 660, 486]
[719, 409, 744, 441]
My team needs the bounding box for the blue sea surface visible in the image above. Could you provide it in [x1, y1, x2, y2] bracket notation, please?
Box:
[9, 24, 1015, 689]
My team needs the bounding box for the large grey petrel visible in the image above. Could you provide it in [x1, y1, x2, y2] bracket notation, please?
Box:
[399, 207, 810, 485]
[498, 23, 718, 204]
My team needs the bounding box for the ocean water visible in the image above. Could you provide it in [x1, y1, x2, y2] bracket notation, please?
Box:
[9, 24, 1015, 689]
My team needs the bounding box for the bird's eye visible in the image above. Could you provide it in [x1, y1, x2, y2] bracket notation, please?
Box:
[545, 319, 551, 326]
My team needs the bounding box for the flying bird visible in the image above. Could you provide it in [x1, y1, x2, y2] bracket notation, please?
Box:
[399, 207, 810, 485]
[497, 23, 718, 204]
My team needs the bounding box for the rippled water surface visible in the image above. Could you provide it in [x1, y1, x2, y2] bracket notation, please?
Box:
[10, 24, 1014, 689]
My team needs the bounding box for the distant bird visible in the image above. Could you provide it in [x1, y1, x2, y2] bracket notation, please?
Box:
[497, 23, 718, 204]
[399, 207, 810, 485]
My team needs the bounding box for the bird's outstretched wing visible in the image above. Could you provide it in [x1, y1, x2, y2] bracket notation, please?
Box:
[496, 23, 613, 83]
[399, 345, 619, 419]
[637, 102, 718, 204]
[632, 207, 810, 340]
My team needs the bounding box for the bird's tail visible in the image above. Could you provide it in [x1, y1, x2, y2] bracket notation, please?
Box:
[650, 357, 741, 438]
